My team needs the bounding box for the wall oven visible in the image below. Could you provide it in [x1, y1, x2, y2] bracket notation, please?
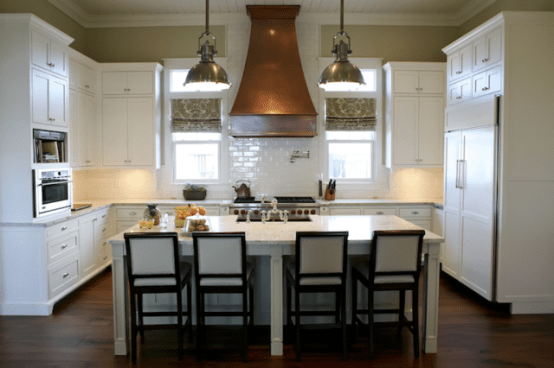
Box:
[33, 168, 73, 218]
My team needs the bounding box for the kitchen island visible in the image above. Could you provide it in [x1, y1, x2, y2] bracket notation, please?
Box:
[107, 215, 443, 356]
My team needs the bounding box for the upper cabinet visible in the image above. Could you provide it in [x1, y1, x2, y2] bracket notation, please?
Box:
[384, 62, 446, 168]
[392, 70, 444, 95]
[32, 69, 69, 128]
[102, 71, 153, 95]
[31, 30, 69, 78]
[70, 59, 96, 95]
[443, 22, 503, 107]
[100, 63, 162, 169]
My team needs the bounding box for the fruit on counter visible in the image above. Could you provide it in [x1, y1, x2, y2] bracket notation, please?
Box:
[139, 220, 154, 229]
[187, 218, 210, 233]
[174, 204, 206, 217]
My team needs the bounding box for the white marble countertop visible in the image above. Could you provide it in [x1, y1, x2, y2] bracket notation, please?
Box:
[108, 215, 443, 245]
[317, 198, 443, 206]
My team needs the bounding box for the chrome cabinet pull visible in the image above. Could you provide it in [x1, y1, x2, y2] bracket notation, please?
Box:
[129, 212, 137, 215]
[102, 228, 106, 232]
[376, 211, 384, 215]
[412, 211, 419, 215]
[61, 244, 68, 249]
[482, 87, 490, 91]
[62, 272, 69, 278]
[85, 85, 90, 88]
[61, 226, 67, 231]
[102, 215, 106, 218]
[456, 96, 462, 100]
[482, 58, 489, 63]
[456, 70, 462, 74]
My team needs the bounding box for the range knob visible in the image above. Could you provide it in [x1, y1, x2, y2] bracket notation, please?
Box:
[254, 210, 259, 215]
[304, 210, 309, 215]
[241, 210, 246, 215]
[291, 210, 296, 215]
[234, 210, 239, 215]
[311, 210, 316, 215]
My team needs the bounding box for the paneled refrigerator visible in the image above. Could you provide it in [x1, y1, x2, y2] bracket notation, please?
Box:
[442, 96, 499, 301]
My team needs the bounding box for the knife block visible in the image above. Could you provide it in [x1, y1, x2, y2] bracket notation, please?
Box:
[324, 186, 335, 200]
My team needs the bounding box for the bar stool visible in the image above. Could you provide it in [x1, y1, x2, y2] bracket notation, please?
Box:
[351, 230, 425, 358]
[192, 232, 254, 362]
[286, 231, 349, 361]
[124, 232, 193, 362]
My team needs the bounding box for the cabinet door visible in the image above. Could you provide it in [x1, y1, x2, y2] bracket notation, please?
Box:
[392, 96, 418, 165]
[127, 98, 154, 166]
[473, 27, 502, 71]
[329, 207, 361, 216]
[80, 65, 96, 94]
[408, 219, 432, 232]
[459, 44, 473, 78]
[49, 40, 68, 78]
[49, 76, 68, 127]
[442, 131, 462, 278]
[80, 216, 96, 278]
[69, 89, 77, 167]
[448, 78, 472, 105]
[127, 72, 153, 94]
[419, 71, 444, 94]
[32, 69, 50, 125]
[102, 98, 129, 165]
[393, 71, 419, 94]
[418, 97, 443, 165]
[82, 93, 96, 166]
[69, 59, 77, 89]
[473, 66, 502, 97]
[102, 72, 127, 94]
[447, 51, 461, 81]
[31, 31, 50, 71]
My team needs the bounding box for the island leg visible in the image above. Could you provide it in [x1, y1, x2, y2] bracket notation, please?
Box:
[112, 245, 129, 355]
[423, 242, 440, 353]
[270, 246, 284, 356]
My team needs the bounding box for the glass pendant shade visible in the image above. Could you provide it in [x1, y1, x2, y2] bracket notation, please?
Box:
[318, 0, 365, 90]
[184, 0, 231, 91]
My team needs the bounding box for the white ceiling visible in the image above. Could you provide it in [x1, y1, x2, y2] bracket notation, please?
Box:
[48, 0, 498, 27]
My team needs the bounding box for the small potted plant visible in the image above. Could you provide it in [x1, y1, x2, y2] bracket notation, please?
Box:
[183, 183, 207, 200]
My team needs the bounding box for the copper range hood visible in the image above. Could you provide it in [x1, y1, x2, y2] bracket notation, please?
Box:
[229, 5, 317, 137]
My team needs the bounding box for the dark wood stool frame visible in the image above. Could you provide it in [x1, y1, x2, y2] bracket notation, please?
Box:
[286, 231, 349, 361]
[192, 232, 254, 362]
[351, 229, 425, 358]
[124, 232, 192, 362]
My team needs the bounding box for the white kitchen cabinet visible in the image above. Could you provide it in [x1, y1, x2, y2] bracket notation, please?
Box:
[69, 59, 96, 95]
[79, 214, 96, 277]
[447, 44, 472, 81]
[433, 207, 444, 262]
[392, 70, 444, 95]
[398, 206, 433, 232]
[32, 68, 69, 128]
[31, 30, 69, 78]
[472, 66, 502, 98]
[362, 207, 396, 216]
[472, 26, 502, 72]
[384, 62, 445, 169]
[102, 97, 154, 166]
[100, 63, 162, 169]
[70, 91, 97, 168]
[102, 71, 153, 95]
[447, 77, 472, 105]
[329, 207, 361, 216]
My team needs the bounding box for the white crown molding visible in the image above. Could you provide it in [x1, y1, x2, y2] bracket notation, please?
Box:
[49, 0, 497, 28]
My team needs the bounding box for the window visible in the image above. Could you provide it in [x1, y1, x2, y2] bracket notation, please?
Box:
[163, 59, 229, 184]
[327, 131, 374, 179]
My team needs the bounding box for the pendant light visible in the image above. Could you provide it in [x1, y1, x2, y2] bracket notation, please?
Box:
[318, 0, 365, 90]
[183, 0, 231, 91]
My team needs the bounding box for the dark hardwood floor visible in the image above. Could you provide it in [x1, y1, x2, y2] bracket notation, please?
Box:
[1, 267, 553, 368]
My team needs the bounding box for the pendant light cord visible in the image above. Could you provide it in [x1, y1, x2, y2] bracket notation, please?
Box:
[340, 0, 344, 33]
[205, 0, 210, 34]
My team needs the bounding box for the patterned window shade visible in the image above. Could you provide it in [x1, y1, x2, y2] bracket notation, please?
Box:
[325, 98, 377, 131]
[171, 99, 222, 133]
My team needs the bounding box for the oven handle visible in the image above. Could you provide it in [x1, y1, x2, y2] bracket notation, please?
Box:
[38, 181, 73, 186]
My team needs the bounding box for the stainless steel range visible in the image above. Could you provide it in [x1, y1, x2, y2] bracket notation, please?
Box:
[231, 196, 319, 222]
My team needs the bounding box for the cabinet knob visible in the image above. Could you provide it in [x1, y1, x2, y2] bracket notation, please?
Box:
[456, 96, 462, 100]
[61, 244, 68, 249]
[61, 226, 67, 231]
[482, 58, 489, 63]
[102, 215, 106, 218]
[482, 87, 490, 91]
[311, 210, 316, 215]
[234, 210, 239, 215]
[129, 212, 137, 215]
[376, 211, 384, 215]
[412, 211, 419, 214]
[62, 272, 69, 278]
[456, 70, 462, 74]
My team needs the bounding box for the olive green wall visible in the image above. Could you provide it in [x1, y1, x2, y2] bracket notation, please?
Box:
[320, 25, 459, 63]
[0, 0, 87, 54]
[460, 0, 554, 35]
[85, 26, 226, 63]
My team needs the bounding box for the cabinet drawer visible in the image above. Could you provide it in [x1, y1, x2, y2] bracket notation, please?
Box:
[47, 230, 79, 266]
[363, 207, 397, 216]
[329, 208, 362, 216]
[116, 208, 144, 219]
[46, 219, 79, 239]
[48, 255, 80, 298]
[399, 207, 432, 218]
[407, 219, 432, 232]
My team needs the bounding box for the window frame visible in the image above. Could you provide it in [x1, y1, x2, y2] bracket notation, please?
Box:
[317, 57, 384, 185]
[162, 58, 229, 186]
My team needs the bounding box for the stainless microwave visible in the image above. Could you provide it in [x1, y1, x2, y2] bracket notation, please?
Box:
[33, 168, 73, 218]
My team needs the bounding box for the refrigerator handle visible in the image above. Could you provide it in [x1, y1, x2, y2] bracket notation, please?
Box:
[455, 160, 461, 189]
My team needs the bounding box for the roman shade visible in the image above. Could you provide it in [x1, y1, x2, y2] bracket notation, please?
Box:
[325, 98, 376, 131]
[171, 98, 222, 133]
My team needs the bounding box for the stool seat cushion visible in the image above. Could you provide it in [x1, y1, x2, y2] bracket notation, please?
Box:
[199, 261, 254, 286]
[352, 261, 415, 284]
[134, 261, 192, 286]
[287, 263, 342, 285]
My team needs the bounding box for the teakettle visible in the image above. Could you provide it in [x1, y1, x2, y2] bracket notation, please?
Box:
[233, 180, 251, 198]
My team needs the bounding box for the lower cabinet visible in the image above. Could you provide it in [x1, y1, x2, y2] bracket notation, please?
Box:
[79, 209, 112, 279]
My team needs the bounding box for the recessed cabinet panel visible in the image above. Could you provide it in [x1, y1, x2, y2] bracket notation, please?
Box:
[392, 97, 419, 165]
[103, 98, 129, 166]
[418, 97, 444, 165]
[31, 30, 68, 78]
[32, 69, 68, 128]
[329, 207, 362, 216]
[102, 72, 127, 94]
[127, 72, 153, 94]
[393, 71, 419, 94]
[49, 40, 68, 77]
[448, 44, 472, 81]
[32, 70, 49, 125]
[473, 66, 502, 97]
[127, 98, 154, 166]
[49, 77, 67, 127]
[419, 71, 444, 94]
[362, 207, 396, 216]
[31, 31, 50, 71]
[473, 26, 502, 72]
